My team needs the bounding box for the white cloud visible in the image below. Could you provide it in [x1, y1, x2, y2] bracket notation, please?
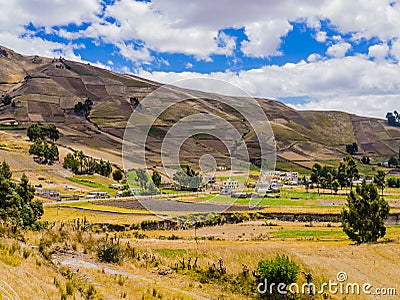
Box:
[117, 42, 153, 65]
[185, 62, 193, 69]
[315, 31, 327, 42]
[368, 43, 389, 62]
[241, 20, 293, 57]
[307, 53, 323, 62]
[138, 55, 400, 118]
[326, 42, 351, 57]
[326, 42, 352, 58]
[391, 39, 400, 62]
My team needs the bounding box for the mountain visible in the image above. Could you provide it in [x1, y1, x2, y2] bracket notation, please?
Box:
[1, 45, 399, 170]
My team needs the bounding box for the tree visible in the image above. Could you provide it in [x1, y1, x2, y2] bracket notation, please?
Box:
[0, 162, 43, 228]
[302, 176, 309, 193]
[27, 123, 59, 142]
[63, 153, 79, 173]
[97, 159, 112, 177]
[361, 156, 370, 164]
[346, 142, 358, 155]
[337, 162, 348, 189]
[45, 124, 60, 141]
[332, 179, 340, 194]
[374, 170, 386, 196]
[341, 180, 390, 244]
[29, 138, 58, 164]
[173, 165, 203, 191]
[388, 156, 398, 168]
[112, 169, 124, 182]
[386, 111, 400, 126]
[1, 94, 12, 105]
[310, 163, 322, 194]
[136, 169, 148, 190]
[27, 123, 43, 141]
[152, 170, 162, 188]
[343, 154, 359, 190]
[74, 98, 93, 117]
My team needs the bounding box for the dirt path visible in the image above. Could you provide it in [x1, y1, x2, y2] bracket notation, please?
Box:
[51, 251, 209, 300]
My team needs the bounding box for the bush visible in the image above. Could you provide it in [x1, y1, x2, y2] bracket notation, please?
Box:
[257, 254, 300, 296]
[97, 243, 122, 263]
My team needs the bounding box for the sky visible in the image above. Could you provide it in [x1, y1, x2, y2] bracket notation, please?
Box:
[1, 0, 400, 118]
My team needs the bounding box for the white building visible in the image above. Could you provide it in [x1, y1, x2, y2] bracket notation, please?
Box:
[222, 178, 239, 190]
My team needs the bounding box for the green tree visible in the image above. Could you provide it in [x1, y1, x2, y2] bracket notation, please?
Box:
[29, 139, 58, 164]
[112, 169, 124, 182]
[173, 165, 202, 191]
[0, 162, 43, 228]
[337, 162, 348, 189]
[341, 180, 390, 244]
[136, 169, 148, 189]
[27, 123, 43, 141]
[310, 163, 322, 194]
[374, 170, 386, 196]
[74, 98, 93, 117]
[302, 176, 309, 193]
[97, 159, 112, 177]
[63, 153, 79, 173]
[45, 124, 60, 141]
[1, 94, 12, 105]
[343, 154, 359, 190]
[346, 142, 358, 155]
[332, 179, 340, 194]
[388, 156, 398, 168]
[151, 170, 162, 188]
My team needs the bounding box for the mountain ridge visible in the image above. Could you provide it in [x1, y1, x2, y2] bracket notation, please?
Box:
[1, 45, 399, 169]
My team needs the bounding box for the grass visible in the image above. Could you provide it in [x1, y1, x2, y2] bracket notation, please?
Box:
[276, 161, 310, 175]
[152, 248, 188, 258]
[67, 177, 102, 188]
[42, 206, 157, 224]
[272, 229, 345, 238]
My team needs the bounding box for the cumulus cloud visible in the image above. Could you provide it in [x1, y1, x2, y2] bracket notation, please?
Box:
[2, 0, 400, 118]
[326, 42, 352, 58]
[368, 43, 389, 62]
[138, 55, 400, 118]
[241, 20, 293, 57]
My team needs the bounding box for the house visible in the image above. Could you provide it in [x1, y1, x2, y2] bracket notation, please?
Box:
[205, 176, 216, 184]
[255, 181, 271, 193]
[86, 191, 110, 199]
[36, 188, 61, 201]
[222, 178, 239, 190]
[108, 183, 124, 190]
[216, 166, 227, 171]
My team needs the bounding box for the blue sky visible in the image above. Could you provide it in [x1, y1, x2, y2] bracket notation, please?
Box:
[1, 0, 400, 118]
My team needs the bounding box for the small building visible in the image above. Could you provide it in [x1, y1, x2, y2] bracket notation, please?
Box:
[222, 178, 239, 190]
[86, 191, 110, 199]
[36, 188, 61, 201]
[205, 176, 216, 184]
[108, 183, 124, 190]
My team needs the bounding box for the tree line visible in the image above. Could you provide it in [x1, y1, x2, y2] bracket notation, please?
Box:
[308, 154, 359, 194]
[63, 151, 112, 177]
[173, 165, 203, 191]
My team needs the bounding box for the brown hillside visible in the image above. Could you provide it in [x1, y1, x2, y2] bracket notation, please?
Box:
[1, 45, 399, 169]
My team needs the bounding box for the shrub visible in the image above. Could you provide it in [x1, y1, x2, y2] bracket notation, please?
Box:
[97, 243, 122, 263]
[257, 254, 300, 295]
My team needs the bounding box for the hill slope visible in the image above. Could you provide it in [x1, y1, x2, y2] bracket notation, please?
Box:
[1, 45, 399, 169]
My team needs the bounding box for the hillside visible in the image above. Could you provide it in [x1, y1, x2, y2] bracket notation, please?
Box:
[1, 45, 400, 169]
